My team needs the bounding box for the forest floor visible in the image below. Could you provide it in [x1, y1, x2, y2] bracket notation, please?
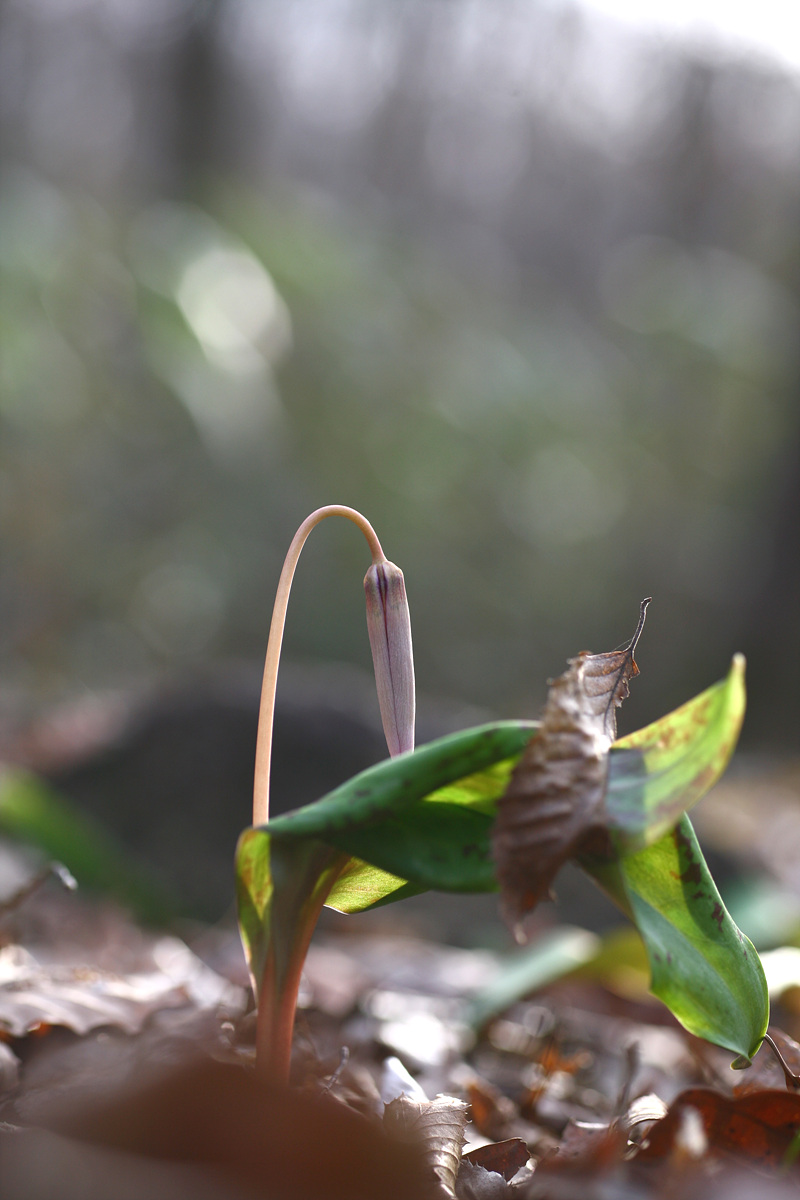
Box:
[2, 865, 800, 1200]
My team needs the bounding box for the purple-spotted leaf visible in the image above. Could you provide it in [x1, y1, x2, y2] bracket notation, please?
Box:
[492, 600, 650, 936]
[605, 653, 746, 850]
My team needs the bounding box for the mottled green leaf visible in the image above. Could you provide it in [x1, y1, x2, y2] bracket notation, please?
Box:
[582, 815, 768, 1061]
[323, 802, 496, 892]
[607, 655, 746, 850]
[326, 857, 414, 913]
[265, 721, 538, 842]
[323, 756, 523, 907]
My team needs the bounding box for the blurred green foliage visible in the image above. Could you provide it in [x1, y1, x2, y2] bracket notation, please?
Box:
[0, 768, 175, 924]
[1, 0, 799, 746]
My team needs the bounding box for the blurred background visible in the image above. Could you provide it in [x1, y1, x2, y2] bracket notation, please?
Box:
[1, 0, 799, 920]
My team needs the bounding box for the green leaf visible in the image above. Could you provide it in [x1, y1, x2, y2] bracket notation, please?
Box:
[323, 802, 497, 892]
[0, 769, 175, 925]
[582, 815, 769, 1061]
[274, 664, 746, 904]
[253, 724, 536, 917]
[260, 722, 535, 916]
[265, 721, 539, 842]
[236, 828, 347, 993]
[235, 827, 350, 1078]
[607, 654, 746, 850]
[326, 857, 415, 913]
[324, 755, 524, 909]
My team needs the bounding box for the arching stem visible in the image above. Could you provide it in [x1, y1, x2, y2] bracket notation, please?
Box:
[252, 505, 386, 828]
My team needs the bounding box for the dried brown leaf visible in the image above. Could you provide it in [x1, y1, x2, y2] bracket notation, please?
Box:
[539, 1118, 628, 1173]
[466, 1076, 518, 1141]
[638, 1086, 800, 1169]
[492, 600, 650, 937]
[455, 1159, 513, 1199]
[383, 1093, 468, 1197]
[462, 1138, 529, 1180]
[37, 1056, 429, 1200]
[0, 938, 243, 1038]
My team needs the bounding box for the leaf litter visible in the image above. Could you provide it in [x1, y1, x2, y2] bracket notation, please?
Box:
[4, 859, 800, 1199]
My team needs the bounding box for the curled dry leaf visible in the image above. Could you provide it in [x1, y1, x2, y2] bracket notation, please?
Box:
[462, 1138, 530, 1180]
[383, 1093, 468, 1197]
[455, 1160, 513, 1199]
[637, 1087, 800, 1169]
[492, 600, 650, 937]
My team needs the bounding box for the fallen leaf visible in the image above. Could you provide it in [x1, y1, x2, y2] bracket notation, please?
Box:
[466, 1077, 518, 1140]
[0, 937, 243, 1038]
[639, 1087, 800, 1168]
[623, 1093, 668, 1144]
[0, 1041, 20, 1092]
[570, 598, 651, 743]
[537, 1039, 593, 1077]
[462, 1138, 529, 1180]
[492, 600, 650, 935]
[34, 1055, 429, 1200]
[384, 1093, 468, 1196]
[455, 1160, 513, 1198]
[381, 1054, 429, 1105]
[539, 1118, 628, 1172]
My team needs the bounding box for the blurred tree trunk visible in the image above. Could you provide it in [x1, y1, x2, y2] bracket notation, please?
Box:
[166, 0, 226, 195]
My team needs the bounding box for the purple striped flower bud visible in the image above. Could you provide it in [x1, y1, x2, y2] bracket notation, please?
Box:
[364, 559, 415, 757]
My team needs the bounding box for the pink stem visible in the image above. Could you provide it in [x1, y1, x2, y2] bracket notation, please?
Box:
[252, 506, 385, 828]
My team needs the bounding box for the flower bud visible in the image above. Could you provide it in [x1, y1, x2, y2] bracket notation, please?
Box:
[364, 560, 415, 757]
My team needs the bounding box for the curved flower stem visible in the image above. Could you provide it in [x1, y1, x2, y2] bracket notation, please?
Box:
[252, 506, 386, 828]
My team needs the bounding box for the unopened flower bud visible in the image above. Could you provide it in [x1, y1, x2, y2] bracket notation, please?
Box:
[364, 560, 415, 757]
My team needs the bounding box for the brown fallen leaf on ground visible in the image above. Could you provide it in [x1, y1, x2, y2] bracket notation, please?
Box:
[462, 1137, 530, 1180]
[384, 1092, 469, 1196]
[466, 1075, 519, 1141]
[455, 1159, 515, 1198]
[30, 1054, 430, 1200]
[638, 1086, 800, 1169]
[538, 1117, 628, 1173]
[492, 600, 650, 937]
[0, 936, 243, 1038]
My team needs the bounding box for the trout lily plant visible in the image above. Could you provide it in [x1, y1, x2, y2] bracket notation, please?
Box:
[236, 507, 768, 1084]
